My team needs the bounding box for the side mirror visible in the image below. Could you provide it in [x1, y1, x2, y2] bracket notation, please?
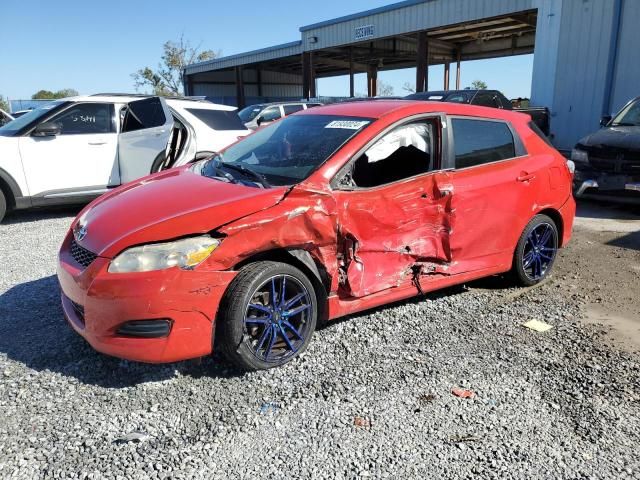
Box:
[600, 115, 612, 127]
[33, 121, 62, 137]
[256, 116, 265, 126]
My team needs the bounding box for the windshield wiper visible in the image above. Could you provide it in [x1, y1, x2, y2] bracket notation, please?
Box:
[220, 162, 271, 188]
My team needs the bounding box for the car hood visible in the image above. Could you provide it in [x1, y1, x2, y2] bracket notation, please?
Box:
[579, 126, 640, 151]
[74, 167, 287, 258]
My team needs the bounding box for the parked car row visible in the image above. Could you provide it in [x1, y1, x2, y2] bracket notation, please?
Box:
[238, 101, 322, 130]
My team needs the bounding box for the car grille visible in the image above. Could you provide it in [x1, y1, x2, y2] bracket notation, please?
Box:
[588, 148, 640, 174]
[70, 239, 98, 268]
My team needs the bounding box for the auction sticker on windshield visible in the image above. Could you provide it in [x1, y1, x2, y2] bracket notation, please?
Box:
[325, 120, 370, 130]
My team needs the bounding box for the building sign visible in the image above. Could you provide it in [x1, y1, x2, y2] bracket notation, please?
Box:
[355, 24, 375, 40]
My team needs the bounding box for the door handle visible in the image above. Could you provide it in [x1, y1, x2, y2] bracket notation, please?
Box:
[517, 172, 536, 182]
[88, 140, 107, 145]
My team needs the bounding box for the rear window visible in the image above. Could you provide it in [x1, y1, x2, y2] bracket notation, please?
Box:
[452, 118, 515, 168]
[528, 121, 553, 146]
[122, 98, 166, 132]
[186, 108, 246, 131]
[283, 104, 304, 115]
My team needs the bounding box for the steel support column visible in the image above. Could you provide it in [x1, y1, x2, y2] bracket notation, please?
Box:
[367, 65, 378, 97]
[455, 49, 461, 89]
[235, 66, 245, 109]
[444, 62, 450, 90]
[349, 47, 355, 98]
[416, 31, 429, 93]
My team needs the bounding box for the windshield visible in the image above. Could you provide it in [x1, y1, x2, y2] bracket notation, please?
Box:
[0, 101, 65, 136]
[611, 99, 640, 126]
[200, 114, 372, 186]
[238, 105, 265, 123]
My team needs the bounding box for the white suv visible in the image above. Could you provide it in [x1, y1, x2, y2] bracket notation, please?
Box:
[0, 95, 249, 222]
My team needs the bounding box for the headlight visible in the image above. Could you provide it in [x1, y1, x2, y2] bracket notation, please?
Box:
[108, 236, 221, 273]
[571, 148, 589, 163]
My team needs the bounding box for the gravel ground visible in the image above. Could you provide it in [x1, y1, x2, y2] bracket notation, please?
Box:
[1, 207, 639, 480]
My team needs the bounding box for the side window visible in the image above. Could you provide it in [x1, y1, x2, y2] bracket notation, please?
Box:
[452, 118, 515, 169]
[48, 103, 112, 135]
[473, 92, 500, 108]
[260, 106, 282, 122]
[121, 97, 166, 133]
[350, 121, 435, 188]
[283, 104, 304, 115]
[445, 94, 468, 103]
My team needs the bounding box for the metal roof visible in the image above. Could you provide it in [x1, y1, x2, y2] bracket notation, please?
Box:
[185, 41, 303, 74]
[299, 0, 432, 32]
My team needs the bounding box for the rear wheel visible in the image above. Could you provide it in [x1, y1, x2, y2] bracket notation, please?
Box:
[511, 214, 559, 286]
[0, 189, 6, 223]
[216, 261, 317, 370]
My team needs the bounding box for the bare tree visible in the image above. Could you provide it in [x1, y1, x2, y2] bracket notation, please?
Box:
[133, 36, 219, 96]
[377, 80, 395, 97]
[402, 82, 416, 94]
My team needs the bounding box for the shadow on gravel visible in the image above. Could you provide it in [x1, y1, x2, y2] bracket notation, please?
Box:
[607, 230, 640, 252]
[2, 206, 83, 225]
[0, 275, 243, 387]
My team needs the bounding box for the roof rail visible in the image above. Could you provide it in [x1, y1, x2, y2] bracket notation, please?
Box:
[90, 93, 208, 102]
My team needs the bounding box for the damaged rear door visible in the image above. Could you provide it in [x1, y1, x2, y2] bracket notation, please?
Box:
[331, 115, 453, 298]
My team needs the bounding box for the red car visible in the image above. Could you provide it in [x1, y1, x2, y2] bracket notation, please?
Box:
[57, 101, 575, 370]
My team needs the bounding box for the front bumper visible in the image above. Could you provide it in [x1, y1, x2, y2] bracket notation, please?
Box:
[573, 168, 640, 198]
[57, 233, 238, 363]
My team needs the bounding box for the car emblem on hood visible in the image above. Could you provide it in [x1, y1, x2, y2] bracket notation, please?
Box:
[74, 223, 88, 242]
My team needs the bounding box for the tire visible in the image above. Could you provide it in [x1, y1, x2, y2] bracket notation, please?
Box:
[150, 152, 166, 173]
[511, 214, 559, 286]
[215, 261, 317, 370]
[0, 189, 6, 223]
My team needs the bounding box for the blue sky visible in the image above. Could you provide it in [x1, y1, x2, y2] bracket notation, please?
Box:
[0, 0, 533, 101]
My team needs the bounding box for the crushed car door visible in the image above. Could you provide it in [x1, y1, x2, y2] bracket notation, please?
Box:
[332, 117, 453, 298]
[118, 97, 173, 183]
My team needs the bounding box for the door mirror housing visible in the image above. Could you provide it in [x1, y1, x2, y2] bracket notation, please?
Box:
[600, 115, 612, 127]
[33, 121, 62, 137]
[256, 116, 265, 126]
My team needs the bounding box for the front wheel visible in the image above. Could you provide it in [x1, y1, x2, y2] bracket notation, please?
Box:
[215, 261, 317, 370]
[0, 189, 6, 223]
[511, 214, 559, 286]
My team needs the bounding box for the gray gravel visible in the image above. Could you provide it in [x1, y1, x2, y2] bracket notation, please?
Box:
[1, 209, 639, 480]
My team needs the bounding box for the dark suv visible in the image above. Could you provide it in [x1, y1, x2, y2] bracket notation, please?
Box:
[405, 89, 550, 136]
[572, 96, 640, 200]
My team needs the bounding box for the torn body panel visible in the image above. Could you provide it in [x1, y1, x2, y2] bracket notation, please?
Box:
[334, 172, 453, 297]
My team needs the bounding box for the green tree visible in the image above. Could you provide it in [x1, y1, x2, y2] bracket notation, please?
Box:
[132, 36, 219, 96]
[471, 80, 488, 90]
[0, 94, 9, 112]
[32, 88, 79, 99]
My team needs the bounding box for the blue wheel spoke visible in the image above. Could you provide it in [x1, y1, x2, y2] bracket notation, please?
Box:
[538, 225, 552, 247]
[539, 252, 553, 261]
[284, 304, 311, 317]
[523, 251, 535, 268]
[263, 325, 278, 360]
[279, 276, 287, 307]
[245, 315, 270, 325]
[282, 320, 304, 340]
[284, 292, 306, 309]
[248, 303, 271, 315]
[256, 325, 272, 350]
[278, 325, 297, 352]
[270, 278, 278, 308]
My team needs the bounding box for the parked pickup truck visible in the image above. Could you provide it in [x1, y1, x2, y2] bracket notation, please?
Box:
[571, 96, 640, 201]
[405, 89, 550, 136]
